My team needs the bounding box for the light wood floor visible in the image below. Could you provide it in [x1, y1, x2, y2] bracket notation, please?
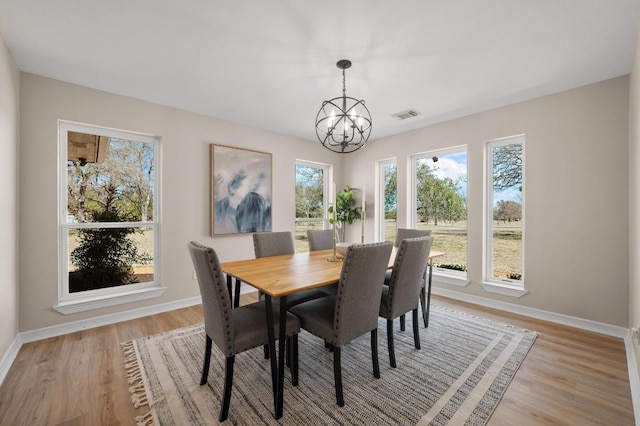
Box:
[0, 294, 634, 425]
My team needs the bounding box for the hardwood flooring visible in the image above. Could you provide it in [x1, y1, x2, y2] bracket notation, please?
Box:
[0, 294, 634, 425]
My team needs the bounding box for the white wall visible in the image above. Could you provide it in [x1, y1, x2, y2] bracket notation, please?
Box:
[0, 37, 20, 356]
[629, 24, 640, 373]
[18, 73, 341, 331]
[346, 76, 630, 327]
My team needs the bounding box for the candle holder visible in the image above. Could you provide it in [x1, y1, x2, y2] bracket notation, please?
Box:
[327, 220, 343, 262]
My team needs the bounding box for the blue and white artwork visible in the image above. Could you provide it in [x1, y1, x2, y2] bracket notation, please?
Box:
[211, 144, 272, 235]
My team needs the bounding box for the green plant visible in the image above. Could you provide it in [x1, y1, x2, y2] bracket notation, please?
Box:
[69, 209, 151, 292]
[328, 184, 362, 242]
[437, 263, 467, 272]
[507, 272, 522, 280]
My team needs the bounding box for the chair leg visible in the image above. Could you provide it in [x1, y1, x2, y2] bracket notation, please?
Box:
[233, 278, 241, 308]
[387, 318, 397, 368]
[286, 336, 291, 367]
[420, 286, 428, 328]
[371, 329, 380, 379]
[333, 347, 344, 407]
[291, 334, 299, 386]
[400, 314, 406, 331]
[264, 344, 269, 359]
[413, 308, 421, 350]
[219, 355, 235, 422]
[200, 334, 212, 385]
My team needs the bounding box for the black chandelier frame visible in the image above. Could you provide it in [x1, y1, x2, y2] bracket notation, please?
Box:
[315, 59, 372, 154]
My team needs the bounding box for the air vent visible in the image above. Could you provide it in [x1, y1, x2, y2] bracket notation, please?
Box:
[391, 109, 420, 121]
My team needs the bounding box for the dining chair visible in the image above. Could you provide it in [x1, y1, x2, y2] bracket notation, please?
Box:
[188, 241, 301, 421]
[253, 231, 330, 307]
[379, 235, 433, 368]
[253, 231, 330, 363]
[388, 228, 433, 329]
[290, 241, 393, 407]
[307, 228, 334, 251]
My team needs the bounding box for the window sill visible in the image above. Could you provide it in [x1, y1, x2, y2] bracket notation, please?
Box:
[433, 272, 470, 287]
[480, 281, 528, 298]
[53, 286, 167, 315]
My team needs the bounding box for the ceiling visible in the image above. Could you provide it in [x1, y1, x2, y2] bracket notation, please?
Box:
[1, 0, 639, 143]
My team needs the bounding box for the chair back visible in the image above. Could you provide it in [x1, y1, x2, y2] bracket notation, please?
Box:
[253, 231, 295, 258]
[394, 228, 432, 247]
[385, 236, 433, 318]
[333, 242, 393, 346]
[188, 241, 234, 357]
[307, 229, 334, 251]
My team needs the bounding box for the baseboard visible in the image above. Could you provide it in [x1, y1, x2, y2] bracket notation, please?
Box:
[0, 334, 22, 386]
[20, 295, 203, 344]
[433, 287, 628, 338]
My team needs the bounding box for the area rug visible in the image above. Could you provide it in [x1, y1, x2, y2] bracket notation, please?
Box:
[121, 305, 536, 425]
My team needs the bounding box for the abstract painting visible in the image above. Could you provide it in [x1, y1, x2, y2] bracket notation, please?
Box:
[210, 144, 272, 235]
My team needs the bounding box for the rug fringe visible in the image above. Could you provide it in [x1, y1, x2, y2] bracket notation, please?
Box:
[135, 410, 154, 426]
[121, 340, 154, 425]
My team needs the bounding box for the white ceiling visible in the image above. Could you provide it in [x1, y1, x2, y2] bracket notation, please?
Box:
[1, 0, 639, 142]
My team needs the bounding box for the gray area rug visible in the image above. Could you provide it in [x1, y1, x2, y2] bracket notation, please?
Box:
[121, 305, 536, 425]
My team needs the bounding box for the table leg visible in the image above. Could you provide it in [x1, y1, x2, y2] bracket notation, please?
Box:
[226, 275, 233, 306]
[276, 295, 287, 419]
[234, 278, 241, 308]
[264, 296, 279, 418]
[425, 259, 433, 327]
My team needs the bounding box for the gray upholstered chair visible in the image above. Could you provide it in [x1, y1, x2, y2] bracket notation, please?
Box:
[379, 236, 433, 368]
[307, 228, 334, 251]
[387, 228, 433, 329]
[253, 231, 329, 307]
[188, 241, 301, 422]
[290, 242, 393, 407]
[253, 231, 329, 363]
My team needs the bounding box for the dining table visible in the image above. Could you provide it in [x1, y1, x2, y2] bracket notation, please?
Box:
[220, 246, 444, 419]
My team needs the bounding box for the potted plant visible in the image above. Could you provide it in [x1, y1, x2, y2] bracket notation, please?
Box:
[328, 184, 362, 242]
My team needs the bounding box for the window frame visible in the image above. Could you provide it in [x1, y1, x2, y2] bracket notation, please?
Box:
[482, 135, 527, 297]
[55, 120, 164, 314]
[410, 145, 469, 284]
[377, 158, 397, 243]
[294, 160, 331, 252]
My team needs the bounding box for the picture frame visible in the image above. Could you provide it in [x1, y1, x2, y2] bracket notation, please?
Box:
[210, 144, 272, 235]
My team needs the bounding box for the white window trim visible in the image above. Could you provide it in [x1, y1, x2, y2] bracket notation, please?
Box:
[295, 159, 331, 229]
[484, 135, 525, 295]
[57, 121, 164, 314]
[410, 145, 468, 281]
[376, 158, 397, 243]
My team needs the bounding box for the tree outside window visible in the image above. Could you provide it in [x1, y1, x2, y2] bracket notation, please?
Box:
[488, 138, 524, 282]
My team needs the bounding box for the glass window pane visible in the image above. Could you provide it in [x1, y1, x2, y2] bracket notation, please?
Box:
[491, 141, 523, 280]
[295, 164, 325, 219]
[67, 132, 155, 224]
[415, 151, 467, 272]
[67, 226, 154, 292]
[383, 161, 397, 242]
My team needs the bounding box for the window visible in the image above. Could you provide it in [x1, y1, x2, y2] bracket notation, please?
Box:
[56, 121, 163, 314]
[378, 159, 397, 243]
[295, 160, 330, 253]
[484, 136, 525, 294]
[411, 147, 468, 280]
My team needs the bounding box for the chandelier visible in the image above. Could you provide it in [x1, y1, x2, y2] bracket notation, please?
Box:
[315, 59, 372, 154]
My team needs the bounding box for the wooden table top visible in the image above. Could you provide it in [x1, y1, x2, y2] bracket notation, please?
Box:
[221, 247, 444, 298]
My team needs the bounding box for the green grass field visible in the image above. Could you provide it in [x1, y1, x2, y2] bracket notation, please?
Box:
[297, 220, 522, 279]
